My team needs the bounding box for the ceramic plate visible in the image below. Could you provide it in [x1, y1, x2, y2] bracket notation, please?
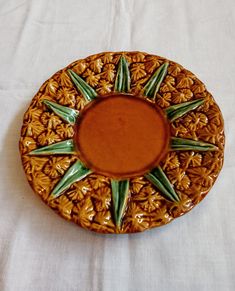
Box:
[19, 52, 224, 234]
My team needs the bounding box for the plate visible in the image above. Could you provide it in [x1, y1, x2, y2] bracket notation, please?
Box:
[19, 52, 224, 234]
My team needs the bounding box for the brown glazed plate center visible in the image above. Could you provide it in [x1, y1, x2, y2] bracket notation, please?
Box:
[75, 93, 170, 178]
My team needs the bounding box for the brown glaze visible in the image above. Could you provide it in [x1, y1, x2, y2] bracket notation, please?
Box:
[19, 52, 225, 234]
[76, 94, 169, 178]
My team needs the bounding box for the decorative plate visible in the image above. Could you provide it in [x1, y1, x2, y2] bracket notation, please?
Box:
[19, 52, 224, 234]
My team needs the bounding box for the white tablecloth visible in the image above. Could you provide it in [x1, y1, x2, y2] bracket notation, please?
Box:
[0, 0, 235, 290]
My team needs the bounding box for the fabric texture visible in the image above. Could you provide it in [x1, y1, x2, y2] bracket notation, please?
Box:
[0, 0, 235, 290]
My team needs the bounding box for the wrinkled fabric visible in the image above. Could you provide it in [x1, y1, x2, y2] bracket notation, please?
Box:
[0, 0, 235, 290]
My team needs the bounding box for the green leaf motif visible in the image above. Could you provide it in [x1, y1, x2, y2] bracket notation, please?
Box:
[143, 62, 169, 100]
[171, 137, 217, 151]
[28, 139, 75, 155]
[68, 69, 97, 102]
[114, 56, 130, 93]
[43, 99, 79, 124]
[145, 166, 180, 202]
[165, 98, 204, 122]
[111, 179, 130, 228]
[51, 160, 92, 199]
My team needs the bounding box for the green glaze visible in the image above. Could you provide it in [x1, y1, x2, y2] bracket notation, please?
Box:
[29, 139, 75, 155]
[145, 166, 180, 202]
[111, 179, 130, 228]
[143, 62, 169, 100]
[114, 56, 130, 93]
[171, 137, 218, 151]
[51, 160, 92, 199]
[68, 69, 97, 102]
[165, 99, 204, 122]
[43, 99, 79, 124]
